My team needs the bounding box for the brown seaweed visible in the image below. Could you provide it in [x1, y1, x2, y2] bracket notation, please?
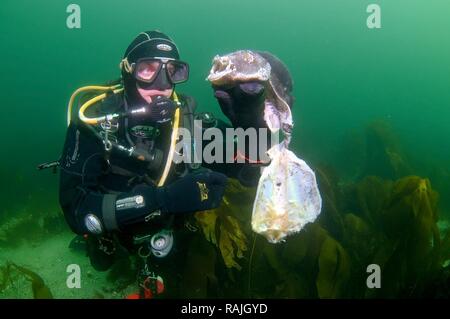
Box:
[316, 235, 351, 298]
[316, 165, 345, 240]
[180, 234, 219, 298]
[9, 263, 53, 299]
[366, 176, 441, 297]
[195, 178, 252, 271]
[364, 120, 412, 179]
[0, 262, 14, 293]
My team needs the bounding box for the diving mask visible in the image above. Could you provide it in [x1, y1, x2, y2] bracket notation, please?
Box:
[133, 58, 189, 85]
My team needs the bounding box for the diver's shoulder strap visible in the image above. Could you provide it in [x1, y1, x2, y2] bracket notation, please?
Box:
[175, 93, 200, 172]
[176, 93, 196, 133]
[177, 93, 197, 114]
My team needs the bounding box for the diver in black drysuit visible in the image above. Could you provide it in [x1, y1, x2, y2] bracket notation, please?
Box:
[58, 31, 269, 298]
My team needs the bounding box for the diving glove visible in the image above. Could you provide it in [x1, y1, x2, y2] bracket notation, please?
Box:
[114, 170, 227, 231]
[213, 81, 267, 128]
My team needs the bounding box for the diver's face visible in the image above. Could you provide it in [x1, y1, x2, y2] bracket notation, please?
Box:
[137, 85, 173, 104]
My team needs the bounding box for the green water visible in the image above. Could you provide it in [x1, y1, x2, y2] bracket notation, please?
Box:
[1, 0, 449, 298]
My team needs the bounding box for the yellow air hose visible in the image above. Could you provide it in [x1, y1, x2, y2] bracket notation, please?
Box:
[158, 92, 181, 186]
[78, 86, 124, 125]
[67, 84, 123, 126]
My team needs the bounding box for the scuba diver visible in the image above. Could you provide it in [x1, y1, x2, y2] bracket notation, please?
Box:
[58, 30, 269, 298]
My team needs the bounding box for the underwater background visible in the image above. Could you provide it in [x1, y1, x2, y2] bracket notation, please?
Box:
[0, 0, 449, 298]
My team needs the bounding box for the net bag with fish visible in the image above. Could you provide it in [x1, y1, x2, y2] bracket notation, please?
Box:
[207, 50, 322, 243]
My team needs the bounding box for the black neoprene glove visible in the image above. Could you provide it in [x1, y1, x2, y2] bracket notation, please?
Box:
[114, 170, 227, 230]
[160, 169, 227, 213]
[213, 81, 267, 128]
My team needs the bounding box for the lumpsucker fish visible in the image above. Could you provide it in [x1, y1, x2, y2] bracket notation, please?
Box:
[207, 50, 322, 243]
[207, 50, 293, 138]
